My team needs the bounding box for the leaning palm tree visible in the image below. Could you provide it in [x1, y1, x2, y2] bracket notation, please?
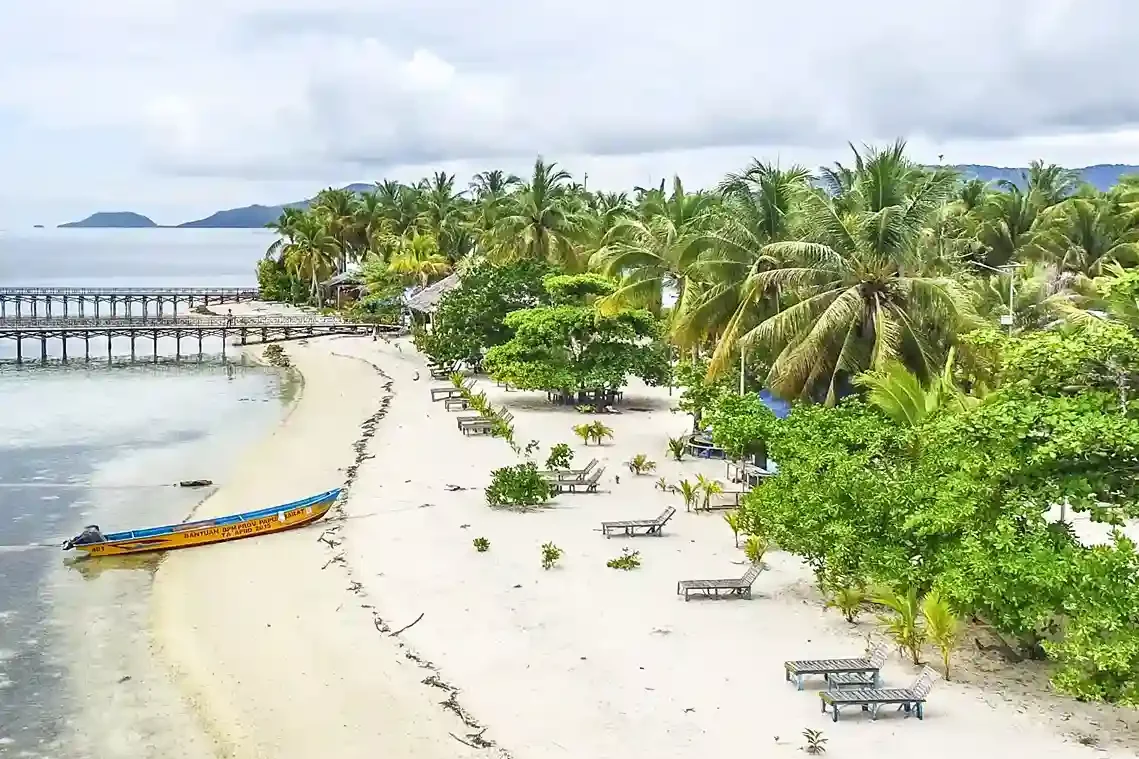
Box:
[738, 158, 972, 404]
[264, 207, 305, 260]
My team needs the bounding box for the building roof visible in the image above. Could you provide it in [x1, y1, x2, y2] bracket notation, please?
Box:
[320, 270, 364, 288]
[404, 272, 461, 313]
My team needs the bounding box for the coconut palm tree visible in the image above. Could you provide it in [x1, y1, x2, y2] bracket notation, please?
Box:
[590, 177, 716, 315]
[676, 161, 810, 367]
[282, 216, 340, 304]
[734, 147, 972, 403]
[1036, 197, 1139, 276]
[491, 157, 587, 270]
[387, 231, 452, 288]
[264, 207, 306, 260]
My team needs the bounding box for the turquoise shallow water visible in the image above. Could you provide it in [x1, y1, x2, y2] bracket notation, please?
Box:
[0, 229, 287, 757]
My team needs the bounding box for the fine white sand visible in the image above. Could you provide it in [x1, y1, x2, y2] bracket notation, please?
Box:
[331, 336, 1135, 759]
[152, 306, 486, 759]
[153, 302, 1135, 759]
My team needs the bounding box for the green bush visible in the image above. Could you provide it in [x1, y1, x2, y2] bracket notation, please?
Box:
[545, 443, 573, 470]
[541, 542, 563, 569]
[485, 463, 552, 509]
[606, 548, 641, 570]
[473, 537, 490, 552]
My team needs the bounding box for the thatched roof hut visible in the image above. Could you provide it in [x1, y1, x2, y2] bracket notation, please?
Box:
[404, 272, 461, 315]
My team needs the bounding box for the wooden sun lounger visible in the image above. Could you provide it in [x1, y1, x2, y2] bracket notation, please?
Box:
[538, 458, 599, 482]
[550, 467, 604, 494]
[819, 666, 938, 722]
[444, 396, 470, 411]
[430, 378, 474, 402]
[459, 410, 513, 435]
[784, 643, 890, 690]
[676, 563, 762, 601]
[601, 506, 676, 537]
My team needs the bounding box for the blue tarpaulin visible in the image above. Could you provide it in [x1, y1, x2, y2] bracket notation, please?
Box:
[758, 389, 791, 419]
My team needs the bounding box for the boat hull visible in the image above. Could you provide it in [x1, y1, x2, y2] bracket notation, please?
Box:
[72, 492, 337, 557]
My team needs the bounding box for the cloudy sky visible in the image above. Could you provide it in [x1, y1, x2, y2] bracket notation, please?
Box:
[1, 0, 1136, 226]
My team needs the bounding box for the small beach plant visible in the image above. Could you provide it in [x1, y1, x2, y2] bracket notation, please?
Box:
[676, 479, 699, 511]
[449, 372, 465, 388]
[667, 436, 686, 461]
[654, 476, 670, 491]
[473, 537, 490, 552]
[696, 473, 723, 511]
[573, 421, 614, 445]
[540, 542, 563, 570]
[723, 510, 742, 547]
[826, 583, 867, 624]
[485, 462, 552, 509]
[606, 548, 641, 570]
[802, 728, 827, 755]
[872, 585, 927, 665]
[545, 443, 573, 470]
[626, 453, 656, 475]
[744, 534, 768, 565]
[922, 589, 962, 679]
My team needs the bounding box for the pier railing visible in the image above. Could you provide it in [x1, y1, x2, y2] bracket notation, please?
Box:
[0, 287, 260, 296]
[0, 316, 361, 329]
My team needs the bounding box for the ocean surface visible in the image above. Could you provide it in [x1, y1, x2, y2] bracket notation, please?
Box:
[0, 228, 289, 757]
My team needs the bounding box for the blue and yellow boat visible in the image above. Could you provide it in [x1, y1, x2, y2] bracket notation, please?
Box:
[62, 488, 341, 557]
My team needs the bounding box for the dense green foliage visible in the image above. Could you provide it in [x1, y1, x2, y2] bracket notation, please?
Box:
[414, 260, 552, 367]
[736, 325, 1139, 704]
[483, 274, 670, 395]
[258, 146, 1139, 707]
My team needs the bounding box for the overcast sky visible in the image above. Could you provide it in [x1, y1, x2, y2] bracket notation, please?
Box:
[1, 0, 1137, 226]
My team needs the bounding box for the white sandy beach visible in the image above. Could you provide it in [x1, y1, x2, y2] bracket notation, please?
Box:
[152, 302, 1137, 759]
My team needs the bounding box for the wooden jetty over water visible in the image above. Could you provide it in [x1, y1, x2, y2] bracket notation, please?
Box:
[0, 316, 399, 364]
[0, 287, 260, 318]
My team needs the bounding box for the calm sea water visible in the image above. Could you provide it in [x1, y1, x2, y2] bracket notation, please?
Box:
[0, 229, 288, 757]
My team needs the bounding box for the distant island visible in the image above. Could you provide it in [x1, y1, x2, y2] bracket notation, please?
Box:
[59, 211, 158, 228]
[57, 167, 1139, 229]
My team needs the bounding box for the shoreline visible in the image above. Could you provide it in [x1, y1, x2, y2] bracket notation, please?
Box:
[150, 312, 485, 758]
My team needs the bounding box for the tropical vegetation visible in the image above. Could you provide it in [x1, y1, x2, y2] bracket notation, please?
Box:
[261, 144, 1139, 706]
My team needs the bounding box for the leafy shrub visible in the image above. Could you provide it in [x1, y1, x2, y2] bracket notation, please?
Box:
[473, 537, 490, 552]
[573, 421, 614, 445]
[723, 510, 742, 547]
[802, 728, 827, 755]
[826, 584, 866, 624]
[606, 548, 642, 570]
[676, 479, 699, 511]
[545, 443, 574, 470]
[625, 454, 656, 475]
[922, 589, 962, 679]
[540, 542, 563, 570]
[696, 473, 723, 511]
[485, 463, 552, 509]
[744, 535, 769, 565]
[667, 436, 687, 460]
[873, 586, 927, 665]
[654, 476, 670, 491]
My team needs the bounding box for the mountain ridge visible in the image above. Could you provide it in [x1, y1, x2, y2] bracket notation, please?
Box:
[59, 167, 1139, 228]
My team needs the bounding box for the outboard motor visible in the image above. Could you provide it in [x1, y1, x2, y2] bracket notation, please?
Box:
[62, 525, 107, 551]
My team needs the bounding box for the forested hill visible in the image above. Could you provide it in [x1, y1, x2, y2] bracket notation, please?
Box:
[953, 164, 1139, 190]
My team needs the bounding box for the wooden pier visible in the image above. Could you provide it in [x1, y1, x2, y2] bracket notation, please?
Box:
[0, 287, 260, 319]
[0, 316, 400, 364]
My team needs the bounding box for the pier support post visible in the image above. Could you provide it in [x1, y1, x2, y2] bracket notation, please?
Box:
[63, 295, 69, 317]
[16, 338, 22, 364]
[40, 336, 47, 363]
[198, 333, 203, 361]
[85, 332, 90, 362]
[153, 329, 159, 362]
[46, 298, 52, 318]
[175, 329, 181, 361]
[61, 332, 68, 363]
[141, 296, 148, 320]
[79, 298, 85, 317]
[107, 335, 113, 363]
[130, 334, 135, 361]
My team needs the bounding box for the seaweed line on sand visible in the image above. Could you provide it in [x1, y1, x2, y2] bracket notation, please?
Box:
[322, 349, 508, 756]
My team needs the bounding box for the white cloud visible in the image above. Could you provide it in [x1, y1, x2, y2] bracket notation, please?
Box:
[1, 0, 1139, 224]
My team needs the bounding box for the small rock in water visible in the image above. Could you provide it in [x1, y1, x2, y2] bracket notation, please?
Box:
[118, 675, 131, 684]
